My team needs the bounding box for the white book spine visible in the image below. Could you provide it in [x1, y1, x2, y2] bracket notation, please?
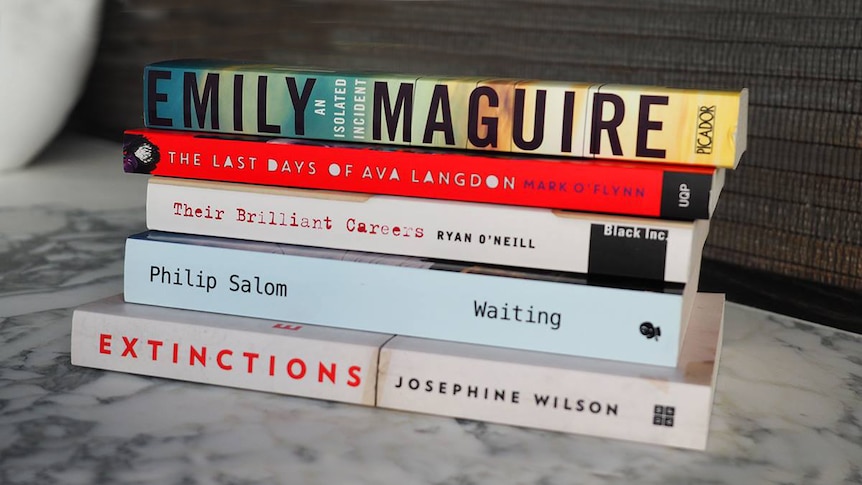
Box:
[71, 296, 386, 405]
[376, 346, 711, 449]
[146, 177, 705, 283]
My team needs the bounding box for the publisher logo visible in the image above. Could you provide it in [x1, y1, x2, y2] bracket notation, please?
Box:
[660, 171, 711, 219]
[640, 322, 661, 341]
[588, 224, 667, 281]
[695, 105, 715, 154]
[653, 405, 675, 427]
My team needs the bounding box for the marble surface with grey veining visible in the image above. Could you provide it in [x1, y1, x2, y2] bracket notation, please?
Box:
[0, 134, 860, 485]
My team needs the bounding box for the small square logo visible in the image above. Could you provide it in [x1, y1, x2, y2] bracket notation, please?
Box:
[653, 405, 675, 427]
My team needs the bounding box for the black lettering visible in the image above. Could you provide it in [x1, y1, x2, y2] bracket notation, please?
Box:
[373, 81, 413, 142]
[636, 95, 668, 159]
[467, 86, 499, 148]
[146, 69, 172, 127]
[257, 76, 280, 134]
[473, 300, 488, 317]
[513, 88, 545, 150]
[183, 72, 219, 130]
[695, 105, 716, 154]
[233, 74, 243, 131]
[560, 90, 575, 153]
[423, 84, 455, 145]
[286, 77, 317, 135]
[589, 93, 624, 156]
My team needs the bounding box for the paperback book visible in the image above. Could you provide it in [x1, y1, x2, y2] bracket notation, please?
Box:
[377, 292, 725, 450]
[146, 177, 710, 283]
[143, 59, 748, 167]
[123, 231, 700, 367]
[71, 293, 725, 450]
[71, 295, 389, 405]
[124, 128, 724, 220]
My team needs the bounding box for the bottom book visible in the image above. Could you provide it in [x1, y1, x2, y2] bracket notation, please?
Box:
[71, 293, 725, 450]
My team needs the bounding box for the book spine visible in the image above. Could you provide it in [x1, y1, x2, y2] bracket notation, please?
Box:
[71, 293, 723, 449]
[71, 304, 383, 405]
[376, 339, 712, 450]
[143, 62, 746, 167]
[147, 177, 703, 283]
[123, 232, 685, 366]
[124, 129, 719, 220]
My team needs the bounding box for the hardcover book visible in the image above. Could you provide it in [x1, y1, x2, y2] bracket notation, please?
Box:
[143, 59, 748, 168]
[123, 231, 699, 367]
[146, 177, 710, 283]
[377, 292, 725, 450]
[124, 128, 725, 220]
[71, 294, 389, 405]
[71, 293, 724, 450]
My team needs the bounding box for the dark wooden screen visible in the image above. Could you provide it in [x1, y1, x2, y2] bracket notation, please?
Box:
[71, 0, 862, 297]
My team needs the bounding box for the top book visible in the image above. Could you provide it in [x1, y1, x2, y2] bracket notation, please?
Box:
[144, 59, 748, 169]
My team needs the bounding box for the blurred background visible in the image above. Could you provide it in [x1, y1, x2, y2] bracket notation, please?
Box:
[60, 0, 861, 330]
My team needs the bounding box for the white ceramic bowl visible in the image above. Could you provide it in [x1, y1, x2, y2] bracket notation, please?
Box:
[0, 0, 102, 172]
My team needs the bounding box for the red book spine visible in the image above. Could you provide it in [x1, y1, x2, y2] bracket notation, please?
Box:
[124, 129, 719, 220]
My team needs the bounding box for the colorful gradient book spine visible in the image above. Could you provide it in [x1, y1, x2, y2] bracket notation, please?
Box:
[143, 59, 747, 168]
[146, 177, 709, 283]
[123, 231, 700, 367]
[124, 128, 724, 220]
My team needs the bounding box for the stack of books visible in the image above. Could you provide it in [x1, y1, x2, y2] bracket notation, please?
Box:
[71, 60, 748, 450]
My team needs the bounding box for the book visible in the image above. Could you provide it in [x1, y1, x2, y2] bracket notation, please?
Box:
[143, 59, 748, 168]
[123, 231, 700, 367]
[123, 128, 725, 220]
[71, 292, 724, 450]
[377, 292, 725, 450]
[71, 294, 390, 405]
[146, 176, 710, 283]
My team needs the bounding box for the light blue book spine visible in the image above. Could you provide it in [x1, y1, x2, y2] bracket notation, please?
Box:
[123, 232, 685, 366]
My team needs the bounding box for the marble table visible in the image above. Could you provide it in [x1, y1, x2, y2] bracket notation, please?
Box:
[1, 133, 860, 485]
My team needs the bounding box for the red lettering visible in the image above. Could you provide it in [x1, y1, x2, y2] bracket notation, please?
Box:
[243, 352, 260, 373]
[318, 362, 337, 384]
[286, 358, 307, 379]
[147, 339, 163, 360]
[347, 365, 362, 387]
[121, 336, 138, 358]
[344, 218, 422, 239]
[189, 345, 207, 366]
[272, 323, 302, 331]
[216, 349, 233, 370]
[99, 333, 112, 355]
